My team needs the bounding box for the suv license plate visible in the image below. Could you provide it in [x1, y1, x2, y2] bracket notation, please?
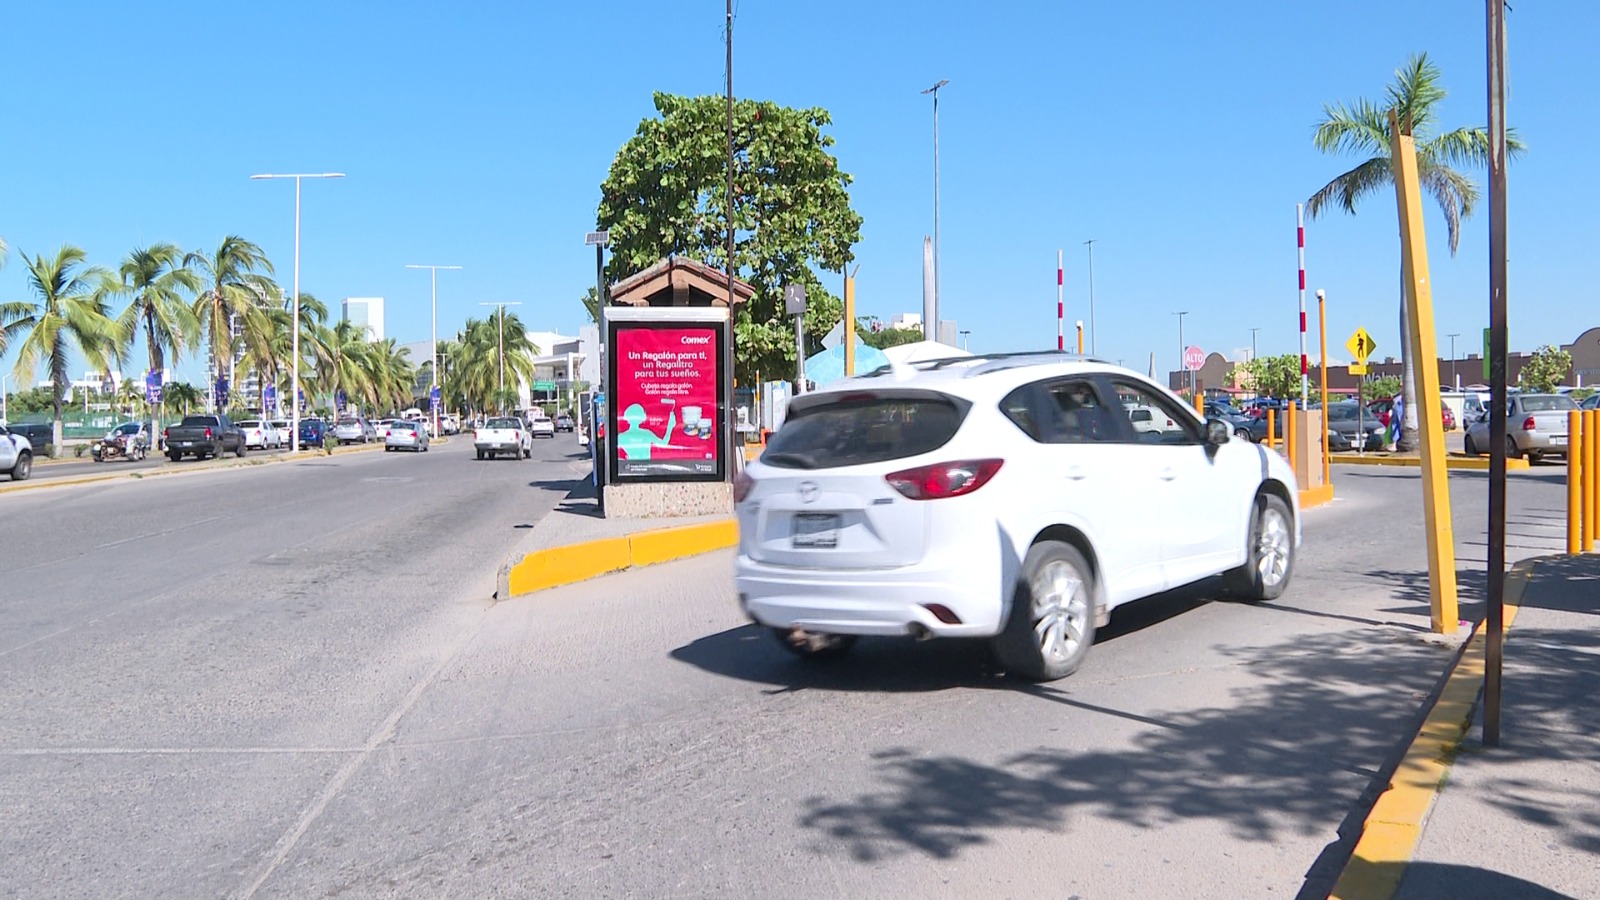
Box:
[1552, 436, 1567, 446]
[792, 513, 840, 549]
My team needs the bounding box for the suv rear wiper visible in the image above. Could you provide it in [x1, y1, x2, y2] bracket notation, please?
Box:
[760, 451, 819, 469]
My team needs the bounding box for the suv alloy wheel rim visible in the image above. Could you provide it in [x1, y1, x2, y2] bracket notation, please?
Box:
[1031, 559, 1087, 664]
[1256, 507, 1290, 588]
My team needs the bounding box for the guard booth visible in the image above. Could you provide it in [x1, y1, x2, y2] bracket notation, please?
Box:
[599, 257, 753, 518]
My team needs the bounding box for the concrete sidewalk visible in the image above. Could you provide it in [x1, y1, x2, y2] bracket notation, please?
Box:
[1392, 555, 1600, 900]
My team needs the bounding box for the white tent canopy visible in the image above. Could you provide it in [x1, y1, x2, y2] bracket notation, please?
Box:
[881, 340, 973, 365]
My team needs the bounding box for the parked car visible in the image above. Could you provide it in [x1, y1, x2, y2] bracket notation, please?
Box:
[4, 422, 53, 454]
[163, 415, 246, 461]
[1322, 401, 1385, 452]
[734, 354, 1300, 682]
[1464, 393, 1576, 462]
[1440, 404, 1456, 432]
[271, 419, 292, 440]
[236, 419, 284, 450]
[1584, 394, 1600, 411]
[0, 424, 34, 481]
[298, 418, 329, 449]
[529, 414, 556, 439]
[373, 418, 395, 440]
[1204, 401, 1257, 441]
[555, 414, 575, 433]
[333, 417, 377, 444]
[385, 420, 430, 452]
[474, 416, 531, 460]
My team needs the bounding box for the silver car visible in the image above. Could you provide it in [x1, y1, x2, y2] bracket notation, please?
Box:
[1464, 393, 1575, 462]
[332, 416, 377, 444]
[385, 420, 430, 452]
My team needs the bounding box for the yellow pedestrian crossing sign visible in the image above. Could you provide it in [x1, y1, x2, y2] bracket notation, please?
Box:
[1347, 327, 1376, 375]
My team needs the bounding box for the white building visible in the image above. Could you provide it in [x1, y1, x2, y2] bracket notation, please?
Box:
[343, 297, 386, 341]
[518, 330, 587, 409]
[890, 312, 922, 331]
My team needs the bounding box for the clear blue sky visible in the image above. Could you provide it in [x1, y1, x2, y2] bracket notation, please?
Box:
[2, 0, 1594, 386]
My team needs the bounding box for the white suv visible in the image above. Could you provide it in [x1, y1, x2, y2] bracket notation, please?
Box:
[733, 354, 1300, 682]
[0, 424, 34, 481]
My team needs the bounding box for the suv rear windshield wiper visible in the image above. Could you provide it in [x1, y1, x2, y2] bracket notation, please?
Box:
[761, 451, 820, 469]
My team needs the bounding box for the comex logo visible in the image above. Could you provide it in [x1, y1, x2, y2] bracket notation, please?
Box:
[680, 335, 713, 345]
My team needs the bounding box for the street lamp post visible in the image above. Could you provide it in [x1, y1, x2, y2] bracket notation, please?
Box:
[480, 302, 522, 414]
[1249, 327, 1260, 361]
[1083, 239, 1098, 354]
[959, 329, 971, 351]
[921, 79, 948, 330]
[1447, 332, 1461, 390]
[251, 172, 345, 452]
[406, 264, 462, 438]
[1, 373, 8, 423]
[1174, 310, 1190, 392]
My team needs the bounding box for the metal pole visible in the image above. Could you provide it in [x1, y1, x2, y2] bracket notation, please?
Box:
[430, 267, 437, 435]
[1318, 289, 1330, 488]
[795, 315, 805, 393]
[1084, 239, 1097, 354]
[1056, 249, 1064, 351]
[1297, 203, 1309, 407]
[1250, 327, 1259, 361]
[1484, 0, 1509, 748]
[932, 86, 941, 328]
[292, 176, 301, 451]
[1448, 333, 1460, 391]
[1174, 311, 1189, 391]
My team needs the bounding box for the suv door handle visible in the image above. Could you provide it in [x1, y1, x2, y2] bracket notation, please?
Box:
[1158, 467, 1178, 481]
[1064, 465, 1087, 481]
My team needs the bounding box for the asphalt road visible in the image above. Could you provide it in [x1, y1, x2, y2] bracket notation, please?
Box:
[0, 459, 1570, 898]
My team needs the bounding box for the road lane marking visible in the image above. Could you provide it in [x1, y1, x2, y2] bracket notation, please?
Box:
[236, 611, 488, 900]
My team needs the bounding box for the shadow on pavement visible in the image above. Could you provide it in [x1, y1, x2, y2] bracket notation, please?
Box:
[1389, 862, 1580, 900]
[1365, 567, 1489, 620]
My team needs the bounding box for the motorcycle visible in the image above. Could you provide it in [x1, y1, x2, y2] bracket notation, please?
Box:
[92, 431, 147, 462]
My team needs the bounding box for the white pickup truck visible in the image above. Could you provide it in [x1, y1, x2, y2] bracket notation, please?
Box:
[0, 424, 35, 481]
[474, 416, 531, 461]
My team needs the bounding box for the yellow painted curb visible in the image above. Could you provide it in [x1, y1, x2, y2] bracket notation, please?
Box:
[1329, 453, 1530, 471]
[1328, 562, 1535, 900]
[1299, 483, 1335, 510]
[500, 517, 739, 600]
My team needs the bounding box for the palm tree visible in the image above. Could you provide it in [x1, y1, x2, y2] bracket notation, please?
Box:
[308, 319, 373, 414]
[188, 236, 275, 411]
[7, 246, 118, 453]
[112, 243, 201, 439]
[450, 313, 540, 414]
[1308, 53, 1523, 450]
[164, 381, 201, 417]
[359, 338, 416, 413]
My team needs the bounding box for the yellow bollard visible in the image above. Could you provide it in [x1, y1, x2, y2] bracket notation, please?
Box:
[1267, 407, 1277, 451]
[1570, 410, 1583, 555]
[1580, 408, 1593, 550]
[1194, 392, 1204, 417]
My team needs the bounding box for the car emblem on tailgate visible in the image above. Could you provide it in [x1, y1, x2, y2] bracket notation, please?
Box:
[798, 481, 819, 504]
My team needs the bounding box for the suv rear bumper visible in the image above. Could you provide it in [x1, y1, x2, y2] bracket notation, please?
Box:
[734, 556, 1002, 638]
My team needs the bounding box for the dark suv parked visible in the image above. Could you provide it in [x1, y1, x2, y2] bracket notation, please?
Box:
[4, 423, 54, 453]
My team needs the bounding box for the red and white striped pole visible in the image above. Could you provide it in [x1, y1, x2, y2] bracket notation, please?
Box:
[1057, 249, 1065, 351]
[1297, 203, 1309, 406]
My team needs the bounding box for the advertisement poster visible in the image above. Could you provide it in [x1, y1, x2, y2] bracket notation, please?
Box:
[612, 325, 721, 478]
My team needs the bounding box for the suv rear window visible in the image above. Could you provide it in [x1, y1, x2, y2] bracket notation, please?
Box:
[763, 391, 968, 469]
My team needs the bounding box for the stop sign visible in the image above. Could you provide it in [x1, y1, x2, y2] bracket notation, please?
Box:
[1183, 345, 1205, 371]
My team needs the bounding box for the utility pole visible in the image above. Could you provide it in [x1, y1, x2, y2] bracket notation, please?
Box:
[406, 264, 461, 438]
[922, 79, 948, 331]
[1174, 310, 1190, 392]
[479, 301, 522, 413]
[1250, 327, 1260, 361]
[1484, 0, 1511, 748]
[1447, 332, 1461, 390]
[1083, 239, 1098, 354]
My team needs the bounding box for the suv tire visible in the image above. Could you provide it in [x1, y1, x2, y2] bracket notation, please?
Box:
[994, 540, 1096, 682]
[10, 451, 31, 481]
[1225, 493, 1295, 602]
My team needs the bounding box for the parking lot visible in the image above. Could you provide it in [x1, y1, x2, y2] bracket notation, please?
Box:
[0, 442, 1568, 898]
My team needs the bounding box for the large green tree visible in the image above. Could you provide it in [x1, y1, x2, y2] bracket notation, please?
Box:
[1308, 53, 1522, 450]
[1229, 354, 1304, 398]
[7, 246, 119, 452]
[113, 243, 201, 438]
[596, 93, 864, 383]
[187, 236, 275, 409]
[1519, 345, 1572, 393]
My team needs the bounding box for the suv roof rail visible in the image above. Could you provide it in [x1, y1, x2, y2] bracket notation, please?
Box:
[860, 350, 1116, 379]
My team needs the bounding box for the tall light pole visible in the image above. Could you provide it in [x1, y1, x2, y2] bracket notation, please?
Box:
[1447, 332, 1461, 390]
[922, 79, 948, 332]
[1, 373, 8, 423]
[251, 172, 345, 452]
[959, 329, 971, 351]
[479, 302, 522, 413]
[1174, 310, 1190, 392]
[1083, 239, 1098, 354]
[406, 264, 462, 437]
[1249, 327, 1261, 361]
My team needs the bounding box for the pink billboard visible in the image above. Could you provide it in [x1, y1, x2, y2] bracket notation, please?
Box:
[611, 325, 721, 477]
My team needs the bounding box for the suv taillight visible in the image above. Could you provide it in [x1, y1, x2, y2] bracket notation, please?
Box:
[1522, 416, 1536, 431]
[885, 459, 1004, 500]
[204, 427, 213, 439]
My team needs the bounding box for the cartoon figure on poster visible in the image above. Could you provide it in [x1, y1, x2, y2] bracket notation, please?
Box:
[613, 326, 720, 476]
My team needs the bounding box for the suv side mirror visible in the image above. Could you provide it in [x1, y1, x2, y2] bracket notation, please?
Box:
[1205, 418, 1230, 446]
